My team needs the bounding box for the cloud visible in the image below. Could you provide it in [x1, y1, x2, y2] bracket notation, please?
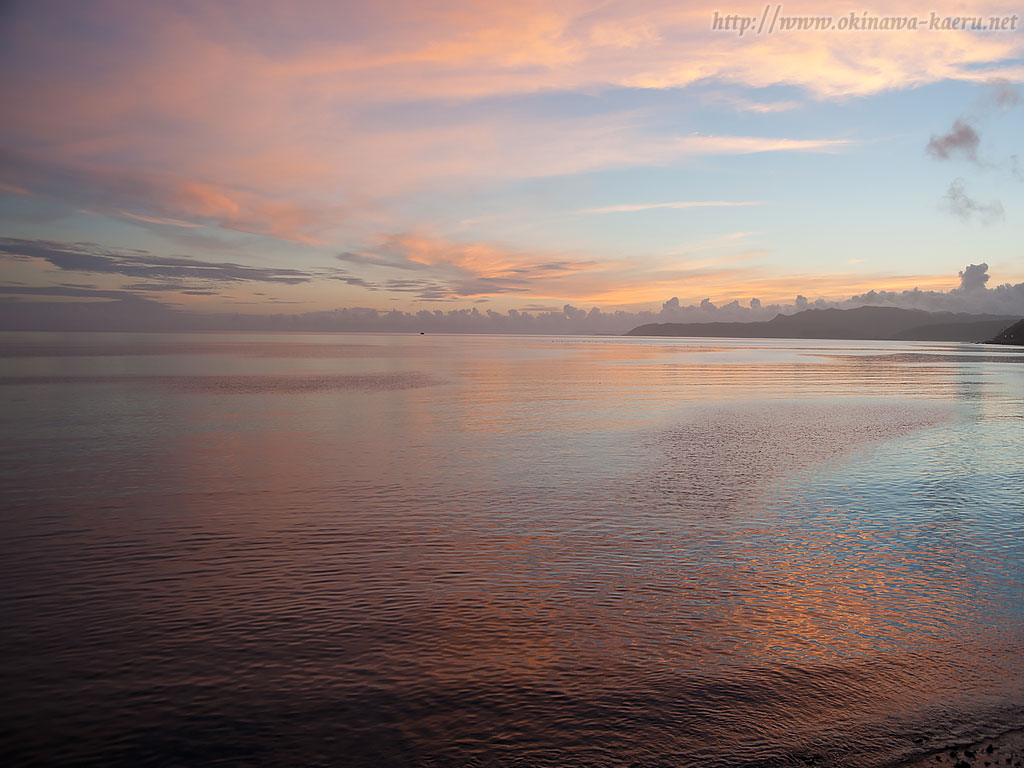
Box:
[329, 231, 772, 306]
[924, 100, 1020, 174]
[0, 226, 732, 314]
[4, 259, 1022, 333]
[926, 120, 980, 162]
[986, 78, 1022, 109]
[451, 276, 530, 296]
[383, 278, 460, 300]
[838, 263, 1024, 316]
[955, 263, 991, 293]
[121, 282, 217, 292]
[926, 80, 1022, 222]
[0, 125, 837, 244]
[0, 285, 143, 300]
[723, 96, 802, 114]
[1, 0, 1016, 242]
[578, 200, 762, 214]
[330, 275, 379, 289]
[0, 237, 317, 284]
[0, 151, 343, 245]
[941, 179, 1004, 224]
[337, 250, 427, 271]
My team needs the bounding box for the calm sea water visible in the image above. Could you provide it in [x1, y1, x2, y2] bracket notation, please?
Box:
[1, 331, 1022, 767]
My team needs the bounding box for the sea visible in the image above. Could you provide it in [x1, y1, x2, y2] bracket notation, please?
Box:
[1, 331, 1022, 767]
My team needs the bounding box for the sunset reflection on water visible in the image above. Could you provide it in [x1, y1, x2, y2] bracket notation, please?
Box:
[1, 332, 1022, 767]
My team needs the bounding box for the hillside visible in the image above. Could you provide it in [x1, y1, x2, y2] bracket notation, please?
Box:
[627, 306, 1021, 342]
[987, 319, 1024, 346]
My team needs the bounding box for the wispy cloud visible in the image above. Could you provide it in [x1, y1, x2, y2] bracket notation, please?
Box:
[333, 231, 779, 304]
[941, 179, 1005, 224]
[983, 78, 1022, 109]
[672, 135, 852, 155]
[0, 151, 345, 244]
[0, 237, 317, 284]
[579, 200, 763, 214]
[1, 0, 1022, 320]
[739, 100, 802, 114]
[0, 0, 991, 244]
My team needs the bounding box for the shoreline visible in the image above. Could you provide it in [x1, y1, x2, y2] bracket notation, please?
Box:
[896, 728, 1024, 768]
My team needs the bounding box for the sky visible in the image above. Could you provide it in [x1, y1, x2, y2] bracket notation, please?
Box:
[0, 0, 1022, 331]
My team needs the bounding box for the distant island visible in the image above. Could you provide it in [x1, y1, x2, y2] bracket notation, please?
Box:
[987, 318, 1024, 346]
[626, 305, 1023, 343]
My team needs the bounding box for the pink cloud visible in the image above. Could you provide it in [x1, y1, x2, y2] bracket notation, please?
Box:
[0, 0, 1020, 245]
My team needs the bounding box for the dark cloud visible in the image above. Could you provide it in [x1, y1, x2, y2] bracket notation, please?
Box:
[926, 120, 979, 162]
[378, 274, 532, 300]
[3, 243, 1022, 334]
[451, 277, 529, 296]
[0, 285, 148, 300]
[123, 282, 204, 292]
[507, 261, 587, 276]
[0, 237, 314, 283]
[0, 292, 183, 331]
[3, 270, 1023, 333]
[926, 86, 1022, 217]
[941, 179, 1004, 224]
[381, 278, 458, 301]
[329, 274, 379, 289]
[384, 278, 445, 292]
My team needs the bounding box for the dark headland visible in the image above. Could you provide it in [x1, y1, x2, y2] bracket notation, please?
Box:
[987, 318, 1024, 346]
[627, 305, 1022, 343]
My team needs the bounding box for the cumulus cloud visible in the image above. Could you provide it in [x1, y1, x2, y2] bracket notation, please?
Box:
[5, 261, 1022, 333]
[4, 237, 1023, 333]
[955, 263, 991, 293]
[836, 263, 1024, 316]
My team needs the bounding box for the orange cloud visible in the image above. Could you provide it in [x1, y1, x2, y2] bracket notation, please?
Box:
[3, 0, 1017, 245]
[0, 152, 344, 245]
[338, 230, 967, 308]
